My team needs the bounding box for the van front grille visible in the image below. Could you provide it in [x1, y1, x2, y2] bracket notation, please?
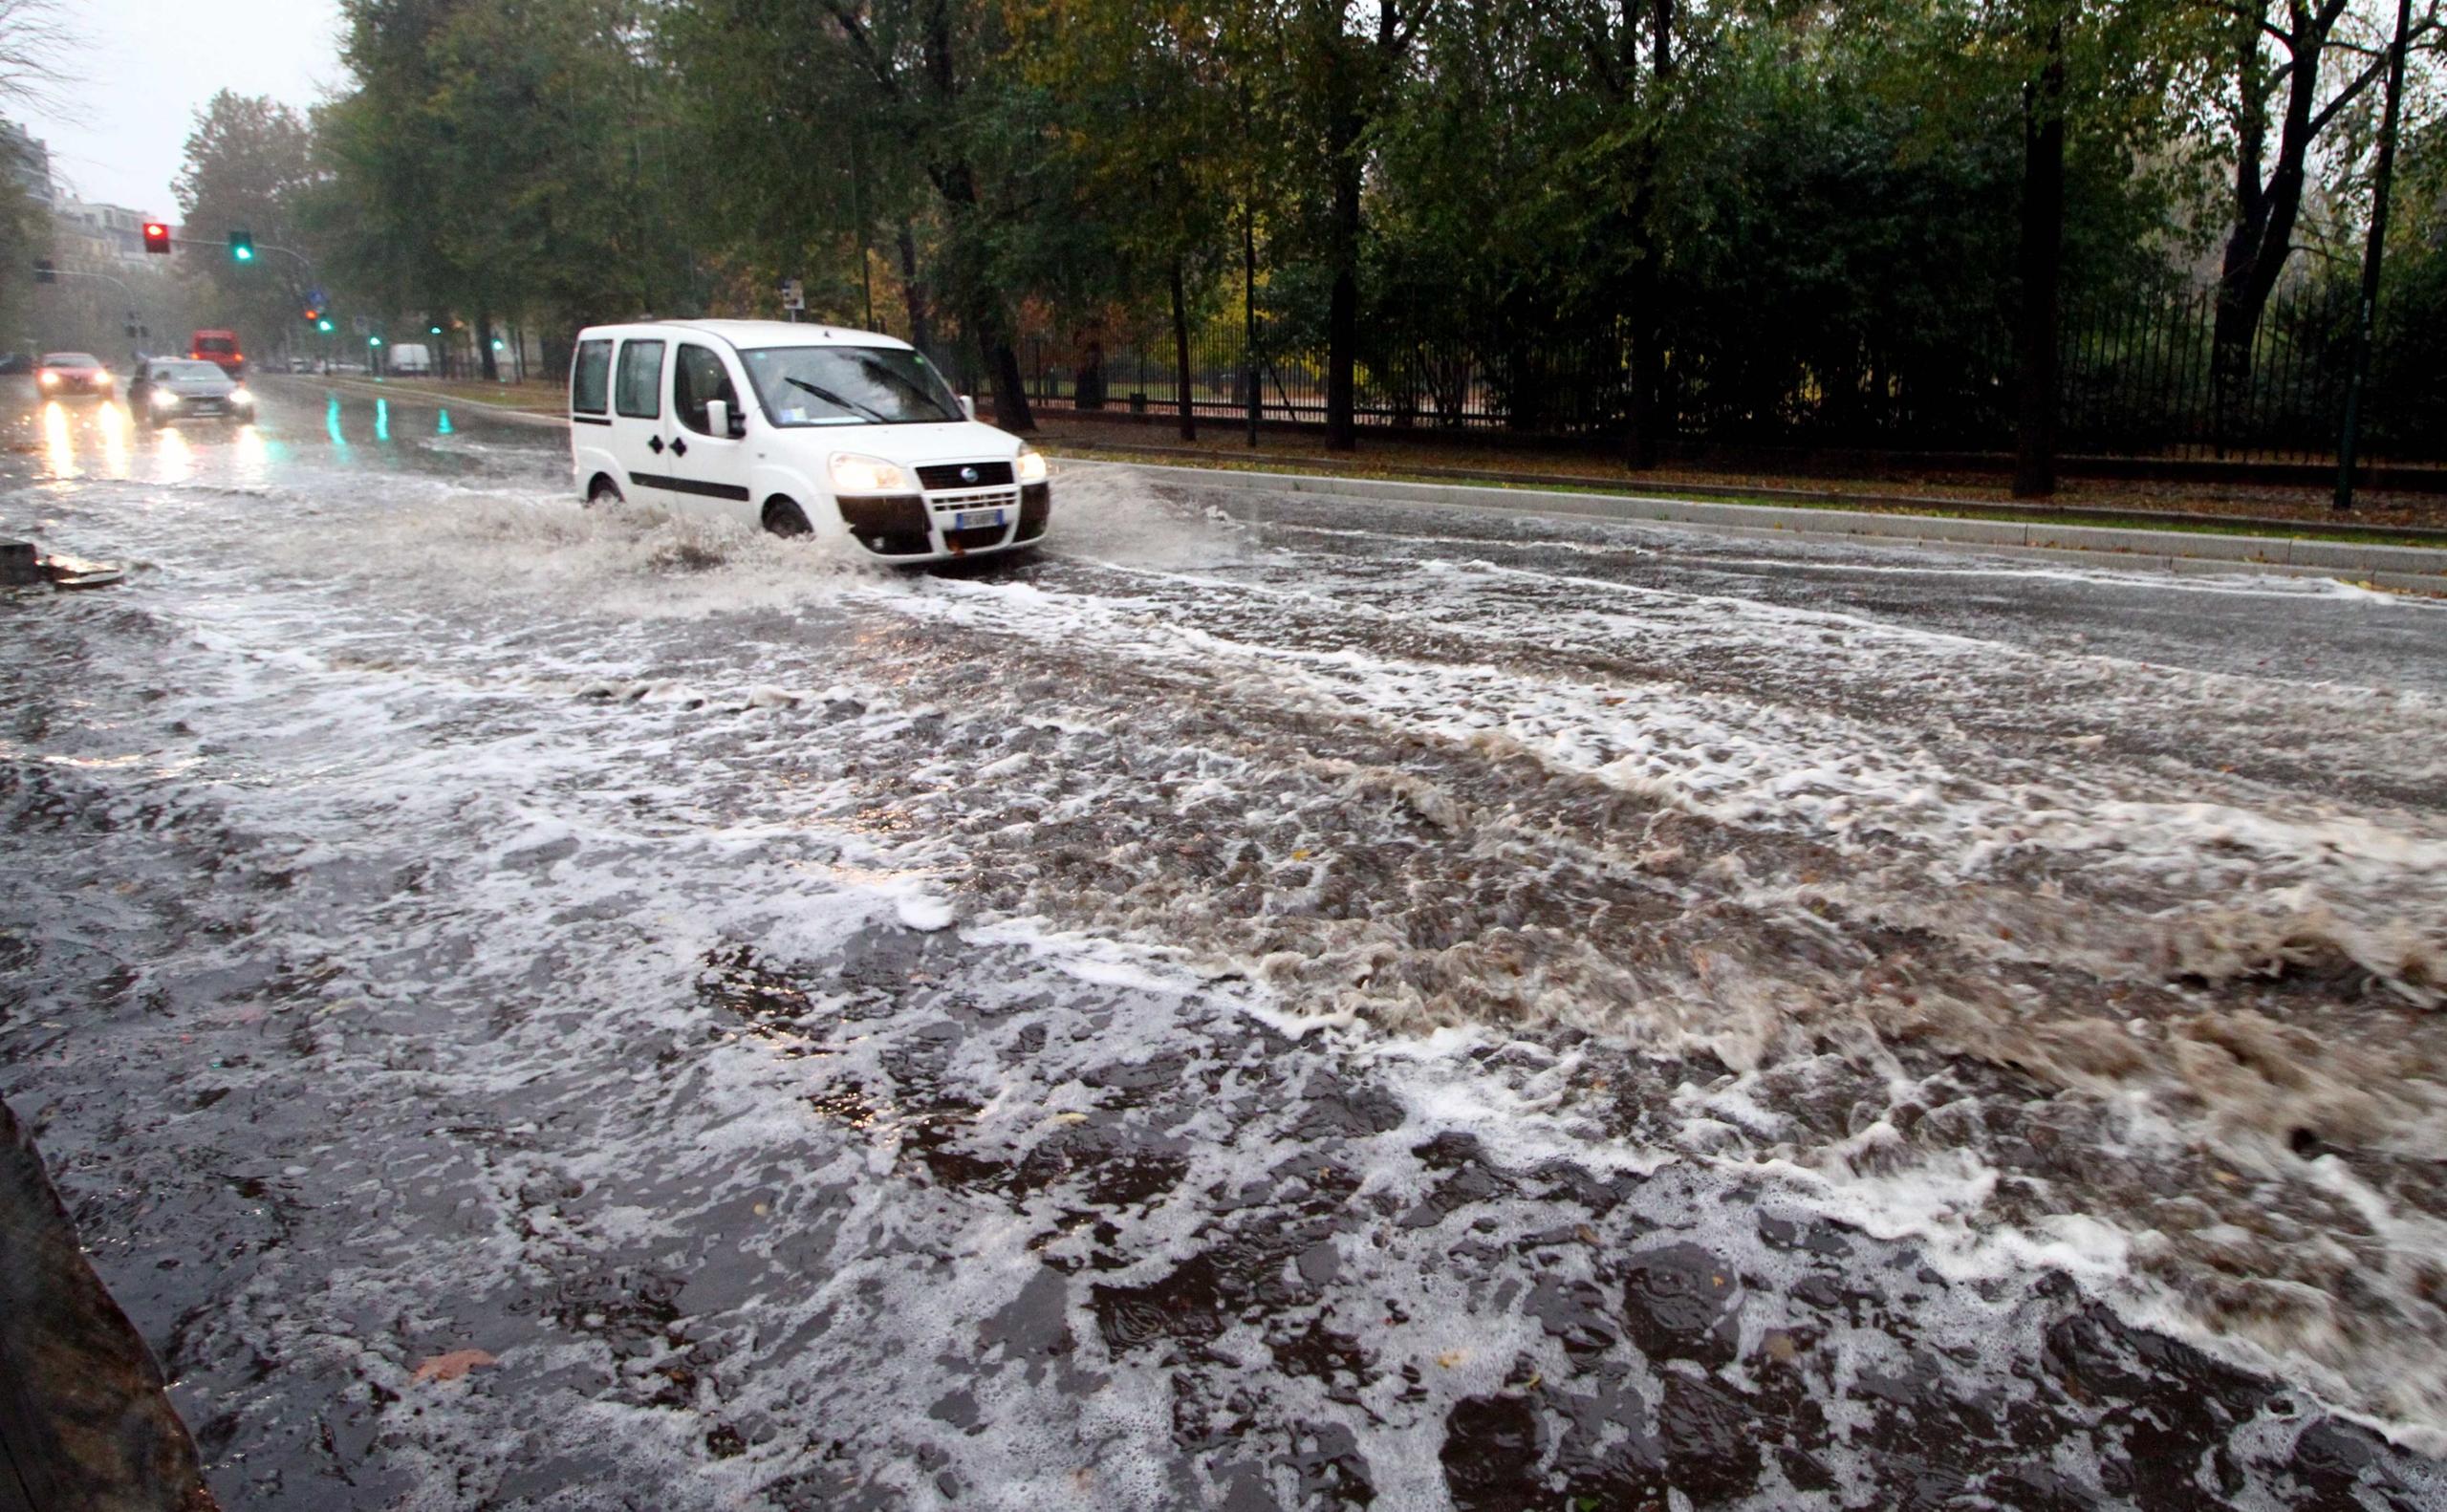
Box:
[919, 461, 1015, 490]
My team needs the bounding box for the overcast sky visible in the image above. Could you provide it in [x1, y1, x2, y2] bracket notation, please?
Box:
[22, 0, 343, 220]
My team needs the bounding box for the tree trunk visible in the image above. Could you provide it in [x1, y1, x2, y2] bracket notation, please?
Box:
[1625, 0, 1675, 468]
[2211, 0, 2375, 449]
[1324, 125, 1360, 450]
[1170, 256, 1197, 442]
[2012, 20, 2067, 499]
[478, 308, 498, 382]
[965, 292, 1033, 432]
[898, 223, 932, 356]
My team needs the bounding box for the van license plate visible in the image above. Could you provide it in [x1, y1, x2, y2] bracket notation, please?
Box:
[953, 509, 1006, 530]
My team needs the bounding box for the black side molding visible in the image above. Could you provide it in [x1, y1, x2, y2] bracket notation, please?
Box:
[628, 472, 751, 502]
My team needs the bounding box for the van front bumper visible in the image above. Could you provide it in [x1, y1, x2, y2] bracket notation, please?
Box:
[838, 482, 1050, 560]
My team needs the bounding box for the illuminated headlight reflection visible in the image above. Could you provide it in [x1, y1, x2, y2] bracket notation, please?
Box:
[150, 387, 179, 408]
[228, 386, 252, 407]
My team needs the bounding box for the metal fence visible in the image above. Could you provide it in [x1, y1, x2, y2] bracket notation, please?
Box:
[1004, 284, 2438, 464]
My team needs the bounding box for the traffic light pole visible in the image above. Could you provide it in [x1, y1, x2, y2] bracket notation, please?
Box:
[163, 235, 314, 281]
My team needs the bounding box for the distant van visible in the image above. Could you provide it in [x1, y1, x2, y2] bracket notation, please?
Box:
[567, 319, 1050, 562]
[190, 330, 244, 378]
[387, 342, 434, 377]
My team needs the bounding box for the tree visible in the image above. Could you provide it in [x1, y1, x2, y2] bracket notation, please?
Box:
[689, 0, 1041, 427]
[172, 93, 321, 352]
[2210, 0, 2441, 442]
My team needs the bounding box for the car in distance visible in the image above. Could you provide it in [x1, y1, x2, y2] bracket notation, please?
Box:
[190, 330, 246, 378]
[36, 353, 114, 399]
[567, 319, 1050, 562]
[127, 357, 255, 426]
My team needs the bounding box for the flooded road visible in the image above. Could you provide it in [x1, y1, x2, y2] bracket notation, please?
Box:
[4, 378, 2444, 1510]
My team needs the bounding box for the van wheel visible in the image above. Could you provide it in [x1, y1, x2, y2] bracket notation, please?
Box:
[586, 476, 622, 507]
[763, 498, 813, 537]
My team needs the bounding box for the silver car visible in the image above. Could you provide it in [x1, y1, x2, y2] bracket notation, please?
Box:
[129, 357, 257, 426]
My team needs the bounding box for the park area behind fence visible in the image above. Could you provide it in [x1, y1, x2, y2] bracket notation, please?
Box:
[970, 280, 2441, 469]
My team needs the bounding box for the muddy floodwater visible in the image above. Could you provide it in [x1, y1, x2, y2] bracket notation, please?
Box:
[4, 381, 2445, 1510]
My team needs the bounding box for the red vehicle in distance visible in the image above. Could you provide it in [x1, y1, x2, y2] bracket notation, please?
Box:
[190, 330, 245, 378]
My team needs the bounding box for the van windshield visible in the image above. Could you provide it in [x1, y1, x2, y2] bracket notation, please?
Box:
[739, 346, 961, 426]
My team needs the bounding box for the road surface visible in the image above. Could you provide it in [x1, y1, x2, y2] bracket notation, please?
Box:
[4, 379, 2444, 1510]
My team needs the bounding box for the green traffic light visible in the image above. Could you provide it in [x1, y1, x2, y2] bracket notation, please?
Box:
[233, 247, 252, 261]
[370, 336, 383, 347]
[317, 318, 333, 333]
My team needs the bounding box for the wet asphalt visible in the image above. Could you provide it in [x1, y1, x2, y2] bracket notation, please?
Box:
[3, 377, 2445, 1510]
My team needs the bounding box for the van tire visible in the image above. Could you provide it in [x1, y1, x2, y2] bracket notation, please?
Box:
[585, 476, 622, 507]
[763, 498, 813, 537]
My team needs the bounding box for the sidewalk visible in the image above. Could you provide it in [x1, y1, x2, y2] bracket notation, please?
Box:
[1100, 461, 2447, 594]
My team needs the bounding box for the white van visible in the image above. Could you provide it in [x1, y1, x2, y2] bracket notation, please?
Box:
[567, 319, 1050, 561]
[387, 342, 434, 377]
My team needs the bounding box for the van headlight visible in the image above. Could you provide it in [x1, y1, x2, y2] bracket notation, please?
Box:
[829, 452, 912, 493]
[150, 387, 179, 408]
[1015, 444, 1048, 484]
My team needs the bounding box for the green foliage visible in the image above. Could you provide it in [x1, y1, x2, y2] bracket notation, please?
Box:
[175, 0, 2435, 450]
[172, 92, 319, 341]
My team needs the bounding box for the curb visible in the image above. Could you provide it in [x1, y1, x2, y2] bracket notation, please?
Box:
[1089, 461, 2447, 591]
[1037, 434, 2447, 546]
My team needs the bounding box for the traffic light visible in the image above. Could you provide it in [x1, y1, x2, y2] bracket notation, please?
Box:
[32, 258, 54, 284]
[229, 228, 254, 262]
[303, 305, 319, 323]
[369, 335, 383, 347]
[143, 222, 171, 254]
[428, 325, 442, 335]
[316, 317, 334, 333]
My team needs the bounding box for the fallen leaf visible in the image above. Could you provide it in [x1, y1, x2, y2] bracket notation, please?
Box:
[1435, 1349, 1466, 1369]
[412, 1349, 497, 1383]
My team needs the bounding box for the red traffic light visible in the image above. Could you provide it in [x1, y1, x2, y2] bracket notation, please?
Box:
[142, 222, 171, 254]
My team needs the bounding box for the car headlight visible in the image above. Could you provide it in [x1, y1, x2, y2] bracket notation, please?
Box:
[38, 370, 56, 386]
[829, 452, 912, 494]
[228, 386, 252, 407]
[150, 387, 178, 408]
[1016, 444, 1048, 484]
[93, 371, 109, 387]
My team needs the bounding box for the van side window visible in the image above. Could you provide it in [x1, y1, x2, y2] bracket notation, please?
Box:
[571, 339, 613, 415]
[674, 344, 738, 435]
[615, 339, 664, 420]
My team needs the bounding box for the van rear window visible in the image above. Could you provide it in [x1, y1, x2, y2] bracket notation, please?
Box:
[616, 340, 663, 420]
[571, 339, 613, 415]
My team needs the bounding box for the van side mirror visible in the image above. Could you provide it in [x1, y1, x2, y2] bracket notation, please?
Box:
[959, 394, 976, 421]
[708, 398, 744, 439]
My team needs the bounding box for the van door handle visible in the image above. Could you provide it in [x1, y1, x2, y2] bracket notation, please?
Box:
[670, 437, 687, 457]
[648, 435, 664, 454]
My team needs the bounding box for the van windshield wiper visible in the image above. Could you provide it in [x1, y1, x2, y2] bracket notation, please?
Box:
[784, 376, 888, 422]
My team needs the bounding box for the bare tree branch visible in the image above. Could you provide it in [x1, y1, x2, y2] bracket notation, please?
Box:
[0, 0, 76, 112]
